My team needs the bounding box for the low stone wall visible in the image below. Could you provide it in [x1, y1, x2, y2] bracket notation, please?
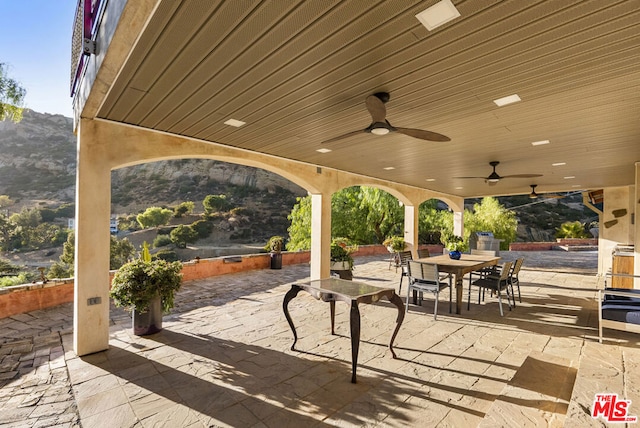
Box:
[2, 244, 443, 319]
[509, 239, 598, 251]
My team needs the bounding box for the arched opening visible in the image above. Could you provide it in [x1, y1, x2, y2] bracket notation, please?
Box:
[109, 158, 308, 260]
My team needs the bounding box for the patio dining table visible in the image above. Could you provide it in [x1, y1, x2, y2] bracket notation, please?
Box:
[417, 254, 501, 314]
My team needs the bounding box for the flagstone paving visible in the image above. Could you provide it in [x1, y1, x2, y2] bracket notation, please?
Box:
[1, 251, 639, 427]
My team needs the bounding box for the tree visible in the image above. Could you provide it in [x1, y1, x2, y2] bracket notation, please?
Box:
[464, 197, 517, 250]
[287, 186, 405, 251]
[48, 232, 135, 278]
[418, 199, 451, 244]
[556, 221, 588, 239]
[136, 207, 173, 229]
[0, 258, 20, 275]
[286, 196, 312, 251]
[169, 224, 198, 248]
[0, 195, 14, 209]
[173, 201, 194, 218]
[110, 236, 136, 268]
[0, 63, 26, 123]
[203, 194, 231, 215]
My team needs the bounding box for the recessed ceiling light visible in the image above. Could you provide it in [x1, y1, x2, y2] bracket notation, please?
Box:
[415, 0, 461, 31]
[564, 176, 575, 179]
[552, 162, 566, 166]
[493, 94, 521, 107]
[426, 178, 436, 182]
[531, 140, 550, 146]
[223, 118, 246, 127]
[316, 148, 332, 153]
[383, 166, 395, 171]
[455, 186, 463, 190]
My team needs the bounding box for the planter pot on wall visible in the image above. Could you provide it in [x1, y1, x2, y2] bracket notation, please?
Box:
[132, 295, 163, 336]
[270, 252, 283, 269]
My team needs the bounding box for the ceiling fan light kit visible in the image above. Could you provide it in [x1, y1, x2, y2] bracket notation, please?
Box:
[321, 92, 450, 144]
[529, 184, 563, 199]
[455, 161, 542, 184]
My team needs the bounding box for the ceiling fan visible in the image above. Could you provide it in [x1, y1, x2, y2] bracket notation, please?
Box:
[321, 92, 450, 144]
[455, 161, 542, 185]
[529, 184, 563, 199]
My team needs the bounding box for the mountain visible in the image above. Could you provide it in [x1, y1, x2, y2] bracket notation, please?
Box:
[0, 110, 596, 243]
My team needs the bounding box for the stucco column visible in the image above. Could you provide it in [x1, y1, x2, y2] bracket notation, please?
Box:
[453, 210, 464, 240]
[310, 193, 331, 280]
[403, 204, 418, 256]
[74, 119, 112, 356]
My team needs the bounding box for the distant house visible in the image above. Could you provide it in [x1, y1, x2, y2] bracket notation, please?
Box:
[68, 218, 118, 234]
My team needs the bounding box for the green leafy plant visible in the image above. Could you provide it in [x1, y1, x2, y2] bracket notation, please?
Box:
[110, 258, 183, 313]
[382, 236, 406, 252]
[264, 235, 284, 253]
[330, 237, 358, 270]
[555, 221, 589, 239]
[440, 231, 466, 252]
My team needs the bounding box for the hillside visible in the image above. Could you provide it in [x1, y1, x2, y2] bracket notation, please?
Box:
[0, 110, 597, 249]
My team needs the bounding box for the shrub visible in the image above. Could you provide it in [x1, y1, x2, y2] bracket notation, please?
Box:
[173, 201, 194, 218]
[153, 249, 179, 262]
[556, 221, 588, 239]
[0, 273, 30, 288]
[169, 225, 198, 248]
[153, 234, 172, 248]
[191, 219, 213, 238]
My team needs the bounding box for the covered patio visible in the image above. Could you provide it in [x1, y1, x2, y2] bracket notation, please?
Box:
[1, 252, 639, 426]
[70, 0, 640, 358]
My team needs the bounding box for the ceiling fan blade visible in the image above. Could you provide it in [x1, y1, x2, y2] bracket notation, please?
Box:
[320, 129, 367, 144]
[365, 95, 386, 123]
[395, 127, 451, 142]
[502, 173, 543, 178]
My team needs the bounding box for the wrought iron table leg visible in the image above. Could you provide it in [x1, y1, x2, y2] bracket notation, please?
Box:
[387, 292, 405, 359]
[330, 300, 336, 335]
[282, 285, 302, 351]
[349, 301, 360, 383]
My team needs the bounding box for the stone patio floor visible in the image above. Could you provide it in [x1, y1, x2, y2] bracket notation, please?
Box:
[1, 251, 640, 427]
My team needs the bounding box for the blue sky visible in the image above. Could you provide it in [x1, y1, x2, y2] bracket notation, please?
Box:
[1, 1, 77, 118]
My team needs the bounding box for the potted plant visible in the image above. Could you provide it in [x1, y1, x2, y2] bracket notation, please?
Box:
[264, 235, 284, 269]
[441, 231, 466, 260]
[110, 243, 183, 335]
[330, 237, 358, 279]
[382, 236, 406, 253]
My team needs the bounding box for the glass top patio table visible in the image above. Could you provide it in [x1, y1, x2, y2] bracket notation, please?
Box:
[282, 277, 405, 383]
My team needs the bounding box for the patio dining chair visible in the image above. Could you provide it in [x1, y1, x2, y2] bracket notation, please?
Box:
[417, 248, 430, 258]
[509, 257, 524, 304]
[397, 251, 413, 294]
[469, 261, 513, 316]
[406, 260, 451, 319]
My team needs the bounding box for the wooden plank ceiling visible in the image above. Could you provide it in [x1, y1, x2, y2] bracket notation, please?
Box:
[97, 0, 640, 198]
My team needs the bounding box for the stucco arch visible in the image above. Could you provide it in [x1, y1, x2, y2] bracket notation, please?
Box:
[93, 119, 322, 194]
[73, 118, 465, 356]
